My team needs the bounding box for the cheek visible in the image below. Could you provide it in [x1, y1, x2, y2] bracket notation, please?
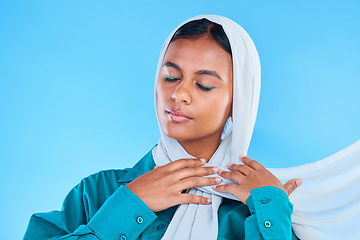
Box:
[201, 94, 232, 124]
[156, 86, 163, 117]
[156, 83, 171, 121]
[157, 81, 172, 102]
[156, 83, 165, 107]
[218, 99, 232, 123]
[216, 100, 232, 122]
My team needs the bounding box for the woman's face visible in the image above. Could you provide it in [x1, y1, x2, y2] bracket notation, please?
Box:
[157, 37, 233, 143]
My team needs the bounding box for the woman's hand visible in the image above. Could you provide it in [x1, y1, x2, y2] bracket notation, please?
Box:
[213, 155, 301, 204]
[126, 158, 221, 212]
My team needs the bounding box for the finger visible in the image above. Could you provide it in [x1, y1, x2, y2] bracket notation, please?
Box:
[227, 163, 252, 176]
[175, 166, 219, 180]
[213, 183, 239, 195]
[179, 176, 222, 190]
[283, 178, 302, 196]
[178, 193, 212, 205]
[219, 170, 244, 184]
[240, 155, 264, 170]
[166, 158, 206, 171]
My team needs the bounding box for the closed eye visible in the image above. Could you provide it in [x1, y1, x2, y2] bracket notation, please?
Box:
[196, 83, 216, 91]
[165, 75, 181, 82]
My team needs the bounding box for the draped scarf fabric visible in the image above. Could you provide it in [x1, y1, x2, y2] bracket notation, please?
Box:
[152, 15, 360, 240]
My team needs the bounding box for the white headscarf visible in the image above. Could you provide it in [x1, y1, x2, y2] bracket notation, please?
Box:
[152, 15, 360, 240]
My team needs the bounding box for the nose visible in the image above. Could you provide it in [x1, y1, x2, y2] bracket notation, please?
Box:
[171, 80, 192, 104]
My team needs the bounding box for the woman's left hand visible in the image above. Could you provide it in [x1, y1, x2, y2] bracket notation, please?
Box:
[213, 155, 302, 204]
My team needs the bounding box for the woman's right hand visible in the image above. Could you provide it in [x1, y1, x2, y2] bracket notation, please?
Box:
[126, 158, 221, 212]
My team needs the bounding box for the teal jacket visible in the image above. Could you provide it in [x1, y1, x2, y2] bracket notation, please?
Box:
[24, 149, 299, 240]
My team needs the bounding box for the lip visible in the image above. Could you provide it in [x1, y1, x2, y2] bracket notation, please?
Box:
[166, 109, 193, 123]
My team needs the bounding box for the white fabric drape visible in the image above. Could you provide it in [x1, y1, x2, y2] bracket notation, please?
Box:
[152, 14, 360, 240]
[270, 140, 360, 239]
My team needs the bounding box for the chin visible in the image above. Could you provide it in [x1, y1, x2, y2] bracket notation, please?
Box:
[163, 129, 189, 141]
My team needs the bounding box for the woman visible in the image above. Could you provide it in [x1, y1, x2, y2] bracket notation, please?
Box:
[24, 15, 319, 240]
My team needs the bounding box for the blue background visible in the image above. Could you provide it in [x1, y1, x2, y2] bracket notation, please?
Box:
[0, 1, 359, 239]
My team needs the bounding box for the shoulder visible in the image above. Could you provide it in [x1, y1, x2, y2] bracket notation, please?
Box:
[81, 168, 131, 188]
[77, 147, 155, 193]
[61, 148, 155, 222]
[63, 169, 132, 214]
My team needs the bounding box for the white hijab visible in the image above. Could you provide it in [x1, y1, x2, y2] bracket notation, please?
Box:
[152, 15, 360, 240]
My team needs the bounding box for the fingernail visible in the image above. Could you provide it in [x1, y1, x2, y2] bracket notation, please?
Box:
[200, 158, 206, 163]
[240, 154, 244, 159]
[215, 177, 221, 183]
[213, 186, 217, 190]
[213, 167, 219, 173]
[218, 170, 223, 174]
[296, 179, 302, 187]
[207, 198, 212, 203]
[228, 162, 233, 168]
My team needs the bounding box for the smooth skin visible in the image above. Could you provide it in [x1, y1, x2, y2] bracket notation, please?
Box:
[156, 37, 233, 160]
[126, 36, 301, 212]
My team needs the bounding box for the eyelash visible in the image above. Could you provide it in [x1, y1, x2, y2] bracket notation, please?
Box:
[196, 83, 216, 91]
[164, 76, 180, 82]
[164, 76, 216, 92]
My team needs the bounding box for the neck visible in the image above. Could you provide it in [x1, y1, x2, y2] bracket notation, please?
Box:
[178, 132, 222, 162]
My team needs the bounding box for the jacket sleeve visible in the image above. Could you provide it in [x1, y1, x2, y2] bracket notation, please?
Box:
[24, 180, 157, 240]
[244, 186, 299, 240]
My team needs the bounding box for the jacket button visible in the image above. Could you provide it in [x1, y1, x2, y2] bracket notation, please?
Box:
[261, 198, 269, 204]
[119, 234, 127, 240]
[264, 220, 272, 228]
[136, 216, 144, 224]
[157, 223, 166, 230]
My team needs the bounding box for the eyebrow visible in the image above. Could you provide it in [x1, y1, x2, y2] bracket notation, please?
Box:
[163, 61, 181, 71]
[162, 61, 223, 81]
[195, 69, 223, 81]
